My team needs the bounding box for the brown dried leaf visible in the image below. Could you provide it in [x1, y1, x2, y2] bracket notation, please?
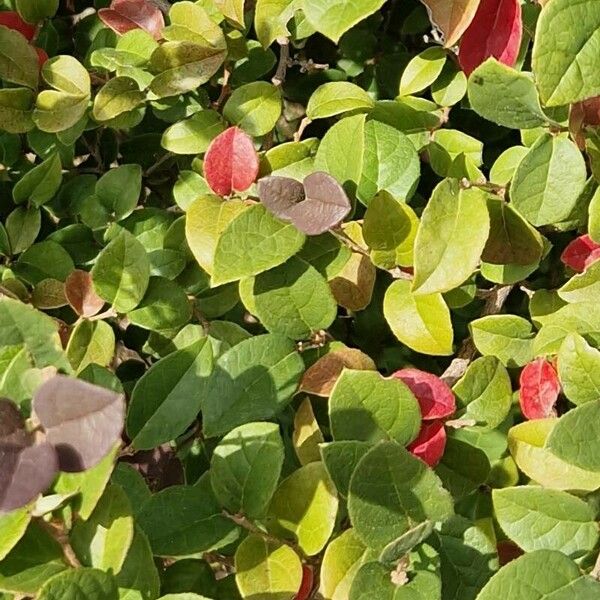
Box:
[329, 253, 376, 311]
[65, 270, 105, 318]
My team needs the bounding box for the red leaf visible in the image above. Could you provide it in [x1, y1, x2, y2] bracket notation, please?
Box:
[204, 127, 259, 196]
[35, 47, 48, 69]
[98, 0, 165, 40]
[293, 565, 314, 600]
[408, 420, 447, 467]
[458, 0, 522, 76]
[392, 368, 456, 420]
[0, 11, 36, 40]
[518, 358, 560, 420]
[561, 234, 600, 273]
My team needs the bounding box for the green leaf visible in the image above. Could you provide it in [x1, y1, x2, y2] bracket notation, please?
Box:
[163, 1, 226, 49]
[254, 0, 296, 48]
[16, 0, 58, 22]
[384, 279, 454, 356]
[489, 146, 528, 186]
[320, 529, 369, 600]
[37, 568, 118, 600]
[363, 191, 414, 252]
[470, 315, 534, 368]
[307, 82, 374, 120]
[510, 133, 587, 227]
[493, 486, 598, 558]
[212, 204, 305, 286]
[128, 276, 192, 331]
[546, 401, 600, 471]
[0, 522, 67, 595]
[127, 338, 213, 449]
[329, 369, 421, 445]
[223, 81, 282, 136]
[210, 421, 284, 519]
[15, 241, 74, 285]
[149, 42, 226, 98]
[201, 333, 304, 437]
[13, 153, 62, 207]
[0, 88, 34, 134]
[482, 198, 543, 266]
[0, 507, 31, 561]
[0, 25, 38, 88]
[468, 59, 547, 129]
[91, 230, 150, 313]
[399, 47, 446, 96]
[268, 461, 338, 556]
[437, 516, 498, 600]
[348, 441, 453, 550]
[320, 440, 372, 499]
[33, 91, 89, 133]
[508, 419, 600, 491]
[71, 484, 134, 573]
[241, 256, 337, 339]
[96, 165, 142, 222]
[6, 206, 40, 254]
[558, 260, 600, 303]
[453, 356, 512, 428]
[302, 0, 386, 43]
[137, 476, 239, 556]
[557, 333, 600, 405]
[66, 319, 115, 373]
[162, 110, 225, 154]
[234, 534, 303, 600]
[476, 550, 600, 599]
[532, 0, 600, 106]
[412, 179, 489, 295]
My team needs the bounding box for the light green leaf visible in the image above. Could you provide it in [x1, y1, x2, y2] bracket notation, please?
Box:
[241, 256, 337, 339]
[470, 315, 534, 368]
[400, 47, 446, 96]
[33, 91, 89, 133]
[13, 153, 62, 207]
[162, 110, 225, 154]
[210, 422, 284, 519]
[66, 319, 115, 373]
[234, 534, 302, 600]
[37, 568, 118, 600]
[163, 1, 226, 49]
[329, 369, 421, 445]
[384, 279, 454, 356]
[307, 82, 374, 120]
[489, 146, 528, 186]
[268, 462, 338, 556]
[201, 333, 304, 437]
[0, 507, 31, 561]
[510, 133, 587, 227]
[212, 204, 305, 286]
[348, 441, 454, 550]
[559, 259, 600, 303]
[93, 77, 145, 122]
[508, 419, 600, 491]
[0, 25, 38, 88]
[363, 191, 413, 252]
[127, 338, 213, 449]
[476, 550, 600, 599]
[91, 230, 150, 313]
[557, 333, 600, 405]
[468, 59, 547, 129]
[137, 476, 239, 556]
[71, 484, 134, 573]
[223, 81, 282, 136]
[215, 0, 245, 27]
[532, 0, 600, 106]
[413, 179, 489, 295]
[453, 356, 512, 428]
[546, 401, 600, 472]
[493, 486, 598, 558]
[302, 0, 386, 43]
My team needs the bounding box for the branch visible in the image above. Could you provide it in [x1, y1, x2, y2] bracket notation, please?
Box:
[441, 284, 513, 386]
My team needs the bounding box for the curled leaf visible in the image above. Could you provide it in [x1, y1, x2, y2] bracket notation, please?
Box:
[407, 420, 447, 467]
[419, 0, 480, 48]
[518, 358, 560, 420]
[99, 0, 165, 41]
[458, 0, 522, 76]
[392, 367, 456, 420]
[294, 565, 314, 600]
[204, 126, 259, 196]
[32, 375, 125, 472]
[258, 172, 351, 236]
[561, 234, 600, 273]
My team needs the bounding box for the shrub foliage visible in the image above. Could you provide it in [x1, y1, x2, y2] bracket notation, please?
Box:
[1, 0, 600, 598]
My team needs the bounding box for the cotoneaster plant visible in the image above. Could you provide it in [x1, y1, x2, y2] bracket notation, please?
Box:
[2, 0, 600, 599]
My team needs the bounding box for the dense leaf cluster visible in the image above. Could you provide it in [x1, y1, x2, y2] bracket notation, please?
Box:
[2, 0, 600, 599]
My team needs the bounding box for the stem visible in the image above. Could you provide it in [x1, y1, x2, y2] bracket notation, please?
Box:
[214, 66, 232, 109]
[294, 116, 312, 142]
[224, 511, 302, 553]
[272, 37, 290, 87]
[441, 284, 514, 386]
[144, 152, 175, 177]
[88, 308, 117, 321]
[39, 520, 81, 568]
